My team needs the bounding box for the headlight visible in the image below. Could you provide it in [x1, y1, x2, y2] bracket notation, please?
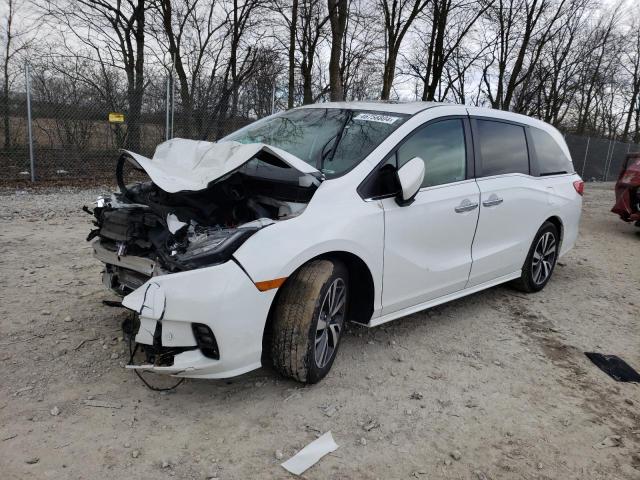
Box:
[175, 227, 258, 269]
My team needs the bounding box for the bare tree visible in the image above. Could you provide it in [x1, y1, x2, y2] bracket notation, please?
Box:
[379, 0, 430, 100]
[621, 14, 640, 142]
[1, 0, 35, 149]
[480, 0, 571, 112]
[572, 9, 619, 135]
[269, 0, 298, 108]
[297, 0, 329, 104]
[520, 0, 590, 126]
[39, 0, 147, 150]
[237, 46, 282, 117]
[327, 0, 347, 100]
[340, 0, 379, 99]
[152, 0, 228, 137]
[13, 0, 638, 162]
[403, 0, 489, 102]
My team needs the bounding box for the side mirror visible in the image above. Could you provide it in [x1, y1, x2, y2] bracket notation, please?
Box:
[395, 157, 425, 206]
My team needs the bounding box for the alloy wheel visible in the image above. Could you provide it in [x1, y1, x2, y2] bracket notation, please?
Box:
[314, 277, 347, 368]
[532, 231, 557, 285]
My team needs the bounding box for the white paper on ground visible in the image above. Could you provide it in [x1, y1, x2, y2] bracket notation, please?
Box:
[281, 431, 339, 475]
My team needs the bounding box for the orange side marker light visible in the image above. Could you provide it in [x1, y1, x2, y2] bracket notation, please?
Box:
[255, 277, 287, 292]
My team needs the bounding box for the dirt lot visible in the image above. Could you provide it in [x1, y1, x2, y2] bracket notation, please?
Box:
[0, 182, 639, 479]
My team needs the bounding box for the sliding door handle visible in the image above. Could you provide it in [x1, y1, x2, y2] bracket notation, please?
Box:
[455, 199, 479, 213]
[482, 195, 503, 207]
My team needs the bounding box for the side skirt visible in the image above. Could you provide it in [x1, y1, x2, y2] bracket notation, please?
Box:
[368, 271, 521, 327]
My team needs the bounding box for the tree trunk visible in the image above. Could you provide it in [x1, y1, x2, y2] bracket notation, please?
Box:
[159, 0, 193, 137]
[2, 4, 12, 150]
[125, 0, 145, 151]
[126, 87, 142, 151]
[3, 70, 9, 150]
[328, 0, 347, 101]
[302, 61, 313, 104]
[381, 49, 397, 100]
[622, 80, 639, 142]
[230, 0, 239, 126]
[622, 32, 640, 141]
[288, 0, 298, 109]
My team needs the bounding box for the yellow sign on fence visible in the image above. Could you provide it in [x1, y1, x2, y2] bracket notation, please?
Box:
[108, 112, 125, 123]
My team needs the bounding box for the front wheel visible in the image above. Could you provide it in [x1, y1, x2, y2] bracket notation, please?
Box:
[513, 221, 559, 293]
[270, 259, 348, 383]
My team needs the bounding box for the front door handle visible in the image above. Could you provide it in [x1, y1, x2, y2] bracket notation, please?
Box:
[455, 199, 479, 213]
[482, 194, 503, 207]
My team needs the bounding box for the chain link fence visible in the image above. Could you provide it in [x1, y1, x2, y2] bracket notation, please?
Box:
[1, 62, 639, 184]
[1, 64, 167, 183]
[564, 134, 640, 182]
[0, 63, 252, 184]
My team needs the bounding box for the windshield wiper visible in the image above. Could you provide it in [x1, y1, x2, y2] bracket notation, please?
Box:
[319, 111, 353, 173]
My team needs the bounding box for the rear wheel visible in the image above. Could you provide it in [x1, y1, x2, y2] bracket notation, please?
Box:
[270, 259, 348, 383]
[513, 221, 559, 293]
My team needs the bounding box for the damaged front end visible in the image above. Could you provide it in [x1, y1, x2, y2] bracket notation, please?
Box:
[87, 138, 321, 377]
[612, 152, 640, 226]
[88, 139, 320, 294]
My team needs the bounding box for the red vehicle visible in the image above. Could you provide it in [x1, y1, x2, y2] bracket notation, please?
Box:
[612, 152, 640, 226]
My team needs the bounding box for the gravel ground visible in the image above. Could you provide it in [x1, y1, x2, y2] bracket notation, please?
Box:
[0, 182, 639, 480]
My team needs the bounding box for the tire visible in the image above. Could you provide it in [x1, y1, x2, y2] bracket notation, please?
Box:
[512, 221, 560, 293]
[270, 259, 348, 384]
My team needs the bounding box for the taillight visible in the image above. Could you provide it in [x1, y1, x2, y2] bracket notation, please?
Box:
[573, 180, 584, 196]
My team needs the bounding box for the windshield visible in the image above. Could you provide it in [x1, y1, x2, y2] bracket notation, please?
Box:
[223, 108, 408, 178]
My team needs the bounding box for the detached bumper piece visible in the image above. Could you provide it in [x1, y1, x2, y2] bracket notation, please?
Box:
[129, 319, 219, 368]
[121, 260, 277, 379]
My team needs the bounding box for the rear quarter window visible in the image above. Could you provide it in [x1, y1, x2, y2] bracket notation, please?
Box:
[476, 120, 529, 176]
[530, 127, 574, 175]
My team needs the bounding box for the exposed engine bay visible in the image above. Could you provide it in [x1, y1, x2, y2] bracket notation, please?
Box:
[87, 140, 320, 295]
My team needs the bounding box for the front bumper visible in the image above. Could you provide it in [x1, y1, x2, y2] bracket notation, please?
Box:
[121, 259, 277, 379]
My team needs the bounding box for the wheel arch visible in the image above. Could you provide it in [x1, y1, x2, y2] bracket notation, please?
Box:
[544, 215, 564, 247]
[261, 251, 375, 362]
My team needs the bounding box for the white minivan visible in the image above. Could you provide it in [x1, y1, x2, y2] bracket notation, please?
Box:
[89, 101, 583, 383]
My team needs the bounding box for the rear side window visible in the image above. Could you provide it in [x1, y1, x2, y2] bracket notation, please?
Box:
[397, 119, 467, 187]
[530, 127, 574, 175]
[476, 120, 529, 176]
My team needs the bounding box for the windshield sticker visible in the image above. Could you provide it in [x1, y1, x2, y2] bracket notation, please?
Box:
[353, 113, 400, 124]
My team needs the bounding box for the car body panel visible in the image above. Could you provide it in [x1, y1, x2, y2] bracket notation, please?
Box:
[122, 259, 276, 378]
[301, 100, 441, 115]
[612, 153, 640, 223]
[468, 173, 581, 286]
[233, 163, 386, 315]
[123, 138, 319, 193]
[463, 107, 581, 286]
[380, 179, 480, 314]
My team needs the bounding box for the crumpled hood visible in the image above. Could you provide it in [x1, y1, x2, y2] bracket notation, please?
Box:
[122, 139, 320, 193]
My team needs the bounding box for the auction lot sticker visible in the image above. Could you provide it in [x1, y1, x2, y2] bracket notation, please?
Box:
[353, 113, 400, 124]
